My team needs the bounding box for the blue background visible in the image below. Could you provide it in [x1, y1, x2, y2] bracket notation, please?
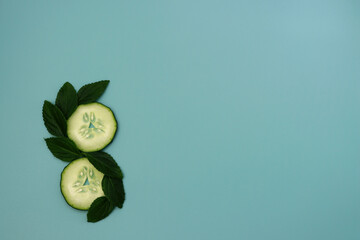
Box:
[0, 0, 359, 239]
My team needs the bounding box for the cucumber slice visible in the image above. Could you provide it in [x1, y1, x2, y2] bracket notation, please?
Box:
[67, 103, 117, 152]
[61, 158, 105, 210]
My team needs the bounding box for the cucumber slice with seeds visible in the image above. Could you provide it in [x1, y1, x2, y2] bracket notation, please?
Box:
[67, 103, 117, 152]
[61, 158, 105, 210]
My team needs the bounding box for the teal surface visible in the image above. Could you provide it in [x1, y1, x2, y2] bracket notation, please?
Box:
[1, 0, 359, 239]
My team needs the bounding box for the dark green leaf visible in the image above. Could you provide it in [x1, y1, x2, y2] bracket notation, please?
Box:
[87, 197, 115, 223]
[85, 152, 123, 179]
[77, 80, 110, 104]
[55, 82, 78, 119]
[102, 176, 125, 208]
[45, 137, 82, 162]
[42, 100, 67, 137]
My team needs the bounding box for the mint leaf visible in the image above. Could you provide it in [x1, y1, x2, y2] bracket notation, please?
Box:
[45, 137, 82, 162]
[87, 197, 114, 222]
[55, 82, 78, 119]
[85, 152, 123, 179]
[42, 100, 67, 137]
[77, 80, 110, 104]
[102, 176, 125, 208]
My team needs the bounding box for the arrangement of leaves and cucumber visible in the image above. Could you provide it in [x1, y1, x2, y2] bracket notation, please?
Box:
[42, 80, 126, 223]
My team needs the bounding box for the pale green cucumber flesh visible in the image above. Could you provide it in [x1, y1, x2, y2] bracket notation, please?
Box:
[67, 103, 117, 152]
[61, 158, 105, 210]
